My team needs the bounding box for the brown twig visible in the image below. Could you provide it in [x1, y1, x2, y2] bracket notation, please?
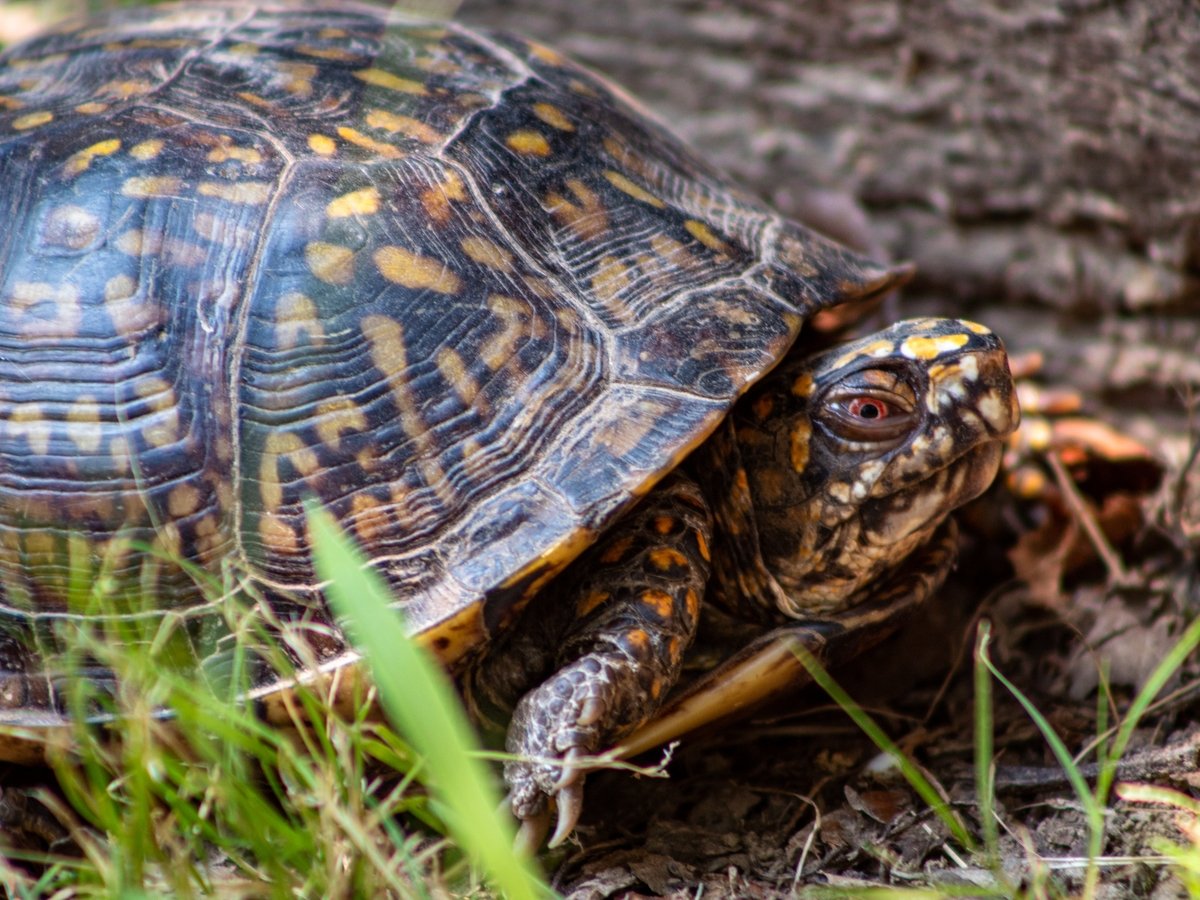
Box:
[1044, 451, 1133, 587]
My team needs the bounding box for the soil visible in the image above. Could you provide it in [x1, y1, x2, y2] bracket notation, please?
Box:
[455, 1, 1200, 895]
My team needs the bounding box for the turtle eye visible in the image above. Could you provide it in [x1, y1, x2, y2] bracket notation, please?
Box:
[846, 397, 890, 421]
[822, 389, 916, 443]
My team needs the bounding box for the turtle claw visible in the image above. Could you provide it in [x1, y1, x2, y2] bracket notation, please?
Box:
[513, 806, 551, 856]
[548, 779, 584, 848]
[553, 745, 586, 792]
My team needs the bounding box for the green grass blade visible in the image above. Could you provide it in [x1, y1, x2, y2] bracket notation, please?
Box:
[972, 622, 998, 865]
[307, 505, 549, 900]
[977, 628, 1098, 817]
[789, 641, 976, 852]
[1101, 610, 1200, 793]
[977, 626, 1105, 893]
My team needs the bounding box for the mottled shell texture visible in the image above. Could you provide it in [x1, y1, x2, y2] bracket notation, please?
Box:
[0, 2, 889, 668]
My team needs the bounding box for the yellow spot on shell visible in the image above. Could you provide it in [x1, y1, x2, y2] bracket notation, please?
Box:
[374, 246, 460, 293]
[421, 170, 466, 224]
[12, 110, 52, 130]
[790, 417, 812, 472]
[129, 139, 164, 160]
[64, 138, 120, 176]
[9, 282, 80, 336]
[361, 315, 452, 503]
[436, 348, 478, 406]
[75, 102, 107, 115]
[121, 176, 183, 198]
[105, 274, 157, 336]
[315, 397, 366, 449]
[67, 396, 103, 453]
[105, 275, 135, 301]
[532, 102, 574, 131]
[101, 80, 154, 99]
[684, 219, 729, 253]
[207, 143, 263, 165]
[506, 130, 551, 156]
[590, 255, 631, 307]
[603, 170, 665, 208]
[528, 42, 566, 65]
[365, 109, 442, 143]
[460, 235, 514, 272]
[963, 320, 991, 334]
[327, 186, 380, 218]
[546, 178, 608, 241]
[480, 295, 528, 369]
[336, 126, 403, 159]
[296, 44, 358, 61]
[198, 181, 272, 205]
[308, 133, 337, 156]
[122, 37, 193, 50]
[142, 407, 180, 448]
[6, 405, 50, 455]
[278, 61, 317, 96]
[135, 377, 175, 411]
[275, 292, 324, 348]
[653, 515, 675, 535]
[350, 493, 390, 544]
[901, 332, 970, 360]
[260, 513, 300, 556]
[353, 68, 427, 94]
[693, 531, 710, 563]
[260, 432, 319, 512]
[167, 484, 202, 517]
[305, 242, 356, 285]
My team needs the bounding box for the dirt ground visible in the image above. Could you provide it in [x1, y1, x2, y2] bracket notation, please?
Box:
[454, 1, 1200, 895]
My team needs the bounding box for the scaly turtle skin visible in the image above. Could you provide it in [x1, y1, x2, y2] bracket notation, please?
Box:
[0, 2, 1019, 846]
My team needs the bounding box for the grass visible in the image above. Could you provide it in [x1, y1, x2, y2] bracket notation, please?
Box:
[3, 520, 1196, 897]
[0, 515, 548, 898]
[309, 506, 546, 900]
[0, 533, 1197, 898]
[791, 609, 1200, 899]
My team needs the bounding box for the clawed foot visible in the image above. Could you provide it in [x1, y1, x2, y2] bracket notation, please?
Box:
[504, 667, 611, 848]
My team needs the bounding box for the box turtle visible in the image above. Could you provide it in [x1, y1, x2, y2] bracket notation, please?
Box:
[0, 2, 1019, 846]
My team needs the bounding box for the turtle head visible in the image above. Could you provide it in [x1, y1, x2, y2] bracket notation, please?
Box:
[734, 317, 1019, 616]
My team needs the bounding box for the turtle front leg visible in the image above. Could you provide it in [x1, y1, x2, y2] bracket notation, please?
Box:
[478, 475, 712, 847]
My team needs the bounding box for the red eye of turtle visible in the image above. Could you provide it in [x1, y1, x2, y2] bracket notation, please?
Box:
[847, 397, 890, 420]
[821, 389, 916, 443]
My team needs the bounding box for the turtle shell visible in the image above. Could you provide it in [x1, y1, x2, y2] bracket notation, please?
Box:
[0, 2, 899, 711]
